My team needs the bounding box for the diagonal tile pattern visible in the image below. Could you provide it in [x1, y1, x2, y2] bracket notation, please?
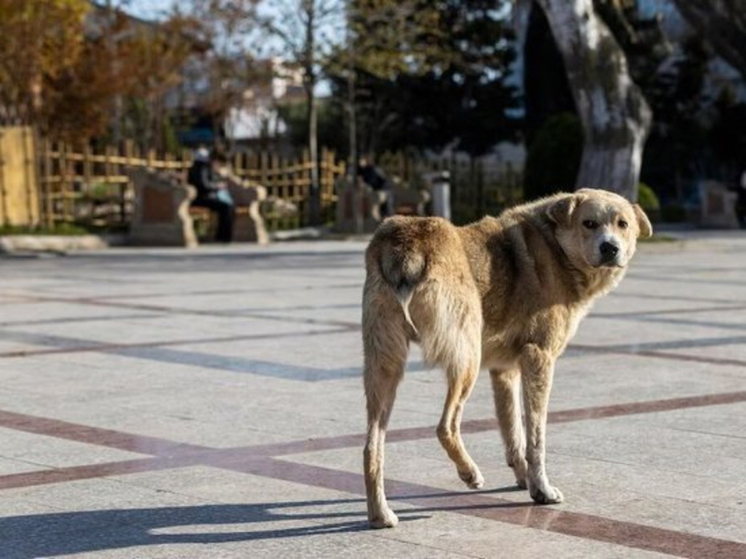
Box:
[1, 235, 746, 558]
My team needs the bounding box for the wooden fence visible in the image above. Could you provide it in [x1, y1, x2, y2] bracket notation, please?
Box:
[229, 150, 345, 230]
[0, 125, 522, 233]
[35, 140, 346, 231]
[377, 152, 523, 224]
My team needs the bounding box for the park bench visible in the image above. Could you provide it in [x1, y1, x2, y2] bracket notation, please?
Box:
[127, 167, 268, 246]
[699, 180, 739, 228]
[334, 176, 432, 233]
[127, 168, 198, 247]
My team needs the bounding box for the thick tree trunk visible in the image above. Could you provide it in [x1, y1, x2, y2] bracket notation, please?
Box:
[535, 0, 651, 201]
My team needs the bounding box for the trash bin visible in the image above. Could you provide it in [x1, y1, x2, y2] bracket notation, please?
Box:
[423, 171, 451, 220]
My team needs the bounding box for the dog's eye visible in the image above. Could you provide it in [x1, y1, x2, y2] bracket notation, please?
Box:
[582, 220, 599, 230]
[618, 219, 629, 229]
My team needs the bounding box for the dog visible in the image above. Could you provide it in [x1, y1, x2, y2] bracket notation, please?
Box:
[362, 188, 652, 528]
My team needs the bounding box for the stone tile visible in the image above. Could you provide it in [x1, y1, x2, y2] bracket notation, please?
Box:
[0, 456, 52, 476]
[0, 428, 147, 468]
[1, 235, 746, 557]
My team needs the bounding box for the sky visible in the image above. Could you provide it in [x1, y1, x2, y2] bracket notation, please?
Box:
[126, 0, 175, 20]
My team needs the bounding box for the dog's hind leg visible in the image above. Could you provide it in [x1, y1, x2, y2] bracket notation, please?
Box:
[490, 368, 527, 489]
[363, 318, 407, 529]
[437, 356, 483, 489]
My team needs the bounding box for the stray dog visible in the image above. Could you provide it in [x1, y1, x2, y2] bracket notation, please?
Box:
[362, 188, 652, 528]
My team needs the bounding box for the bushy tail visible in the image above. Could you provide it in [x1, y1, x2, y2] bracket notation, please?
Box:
[379, 244, 427, 337]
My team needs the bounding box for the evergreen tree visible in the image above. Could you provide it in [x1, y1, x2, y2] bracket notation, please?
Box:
[641, 36, 711, 200]
[328, 0, 520, 159]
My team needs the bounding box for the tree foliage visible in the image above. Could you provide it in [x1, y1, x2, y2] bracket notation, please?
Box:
[0, 0, 89, 126]
[671, 0, 746, 80]
[523, 112, 583, 200]
[328, 0, 520, 158]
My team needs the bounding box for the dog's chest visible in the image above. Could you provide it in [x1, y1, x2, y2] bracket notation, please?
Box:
[479, 304, 589, 369]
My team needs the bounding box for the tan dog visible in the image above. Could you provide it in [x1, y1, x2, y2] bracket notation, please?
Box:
[362, 188, 652, 528]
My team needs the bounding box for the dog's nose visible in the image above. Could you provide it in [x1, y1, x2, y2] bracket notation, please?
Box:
[600, 242, 619, 260]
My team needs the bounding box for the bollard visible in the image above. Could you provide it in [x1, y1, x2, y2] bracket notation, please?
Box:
[424, 171, 451, 221]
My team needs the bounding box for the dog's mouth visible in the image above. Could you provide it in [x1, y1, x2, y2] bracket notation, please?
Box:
[594, 261, 625, 269]
[589, 254, 626, 269]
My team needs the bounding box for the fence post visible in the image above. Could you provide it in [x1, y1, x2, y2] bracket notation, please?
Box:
[181, 148, 191, 173]
[83, 143, 93, 192]
[59, 140, 70, 223]
[0, 128, 6, 226]
[40, 138, 51, 227]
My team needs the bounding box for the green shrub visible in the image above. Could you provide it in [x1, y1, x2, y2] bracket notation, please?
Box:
[524, 113, 584, 201]
[637, 183, 660, 211]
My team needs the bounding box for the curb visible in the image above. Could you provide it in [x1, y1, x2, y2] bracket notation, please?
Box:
[0, 235, 116, 255]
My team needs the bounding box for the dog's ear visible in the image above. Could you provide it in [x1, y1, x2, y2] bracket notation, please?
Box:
[633, 204, 653, 239]
[546, 194, 579, 228]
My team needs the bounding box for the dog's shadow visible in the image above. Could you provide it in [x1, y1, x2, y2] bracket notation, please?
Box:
[0, 487, 529, 558]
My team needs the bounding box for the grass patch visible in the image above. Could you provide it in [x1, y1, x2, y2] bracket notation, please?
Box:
[640, 233, 678, 243]
[0, 223, 91, 236]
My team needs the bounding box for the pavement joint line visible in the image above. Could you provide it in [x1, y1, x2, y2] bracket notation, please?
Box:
[0, 457, 197, 490]
[5, 292, 746, 367]
[0, 294, 363, 330]
[0, 327, 353, 359]
[591, 303, 746, 318]
[0, 313, 164, 328]
[593, 314, 746, 335]
[3, 328, 745, 372]
[13, 288, 746, 318]
[1, 389, 744, 491]
[88, 282, 365, 300]
[0, 282, 364, 305]
[571, 344, 746, 368]
[608, 291, 746, 305]
[626, 273, 746, 288]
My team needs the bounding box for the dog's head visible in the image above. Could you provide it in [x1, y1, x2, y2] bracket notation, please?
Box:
[546, 188, 652, 270]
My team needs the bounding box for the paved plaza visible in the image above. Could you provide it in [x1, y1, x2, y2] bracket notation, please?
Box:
[0, 232, 745, 558]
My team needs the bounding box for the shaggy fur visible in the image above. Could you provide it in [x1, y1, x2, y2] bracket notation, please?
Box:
[362, 188, 652, 528]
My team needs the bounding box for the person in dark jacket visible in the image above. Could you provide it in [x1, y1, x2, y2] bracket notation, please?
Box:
[357, 155, 393, 217]
[188, 148, 235, 243]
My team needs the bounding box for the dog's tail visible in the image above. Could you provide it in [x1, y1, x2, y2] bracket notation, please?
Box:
[379, 243, 427, 337]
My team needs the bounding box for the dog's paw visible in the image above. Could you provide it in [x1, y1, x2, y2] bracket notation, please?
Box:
[369, 508, 399, 529]
[508, 458, 528, 490]
[458, 467, 484, 489]
[529, 483, 564, 505]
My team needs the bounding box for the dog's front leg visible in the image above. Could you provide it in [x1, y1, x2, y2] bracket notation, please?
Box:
[519, 345, 564, 504]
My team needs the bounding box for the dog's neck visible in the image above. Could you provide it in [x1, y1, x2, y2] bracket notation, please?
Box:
[578, 266, 626, 300]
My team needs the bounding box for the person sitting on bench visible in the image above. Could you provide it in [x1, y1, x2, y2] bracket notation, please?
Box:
[188, 148, 236, 243]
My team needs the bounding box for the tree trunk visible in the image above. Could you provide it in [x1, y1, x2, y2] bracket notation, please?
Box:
[305, 0, 321, 226]
[347, 65, 363, 234]
[535, 0, 651, 201]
